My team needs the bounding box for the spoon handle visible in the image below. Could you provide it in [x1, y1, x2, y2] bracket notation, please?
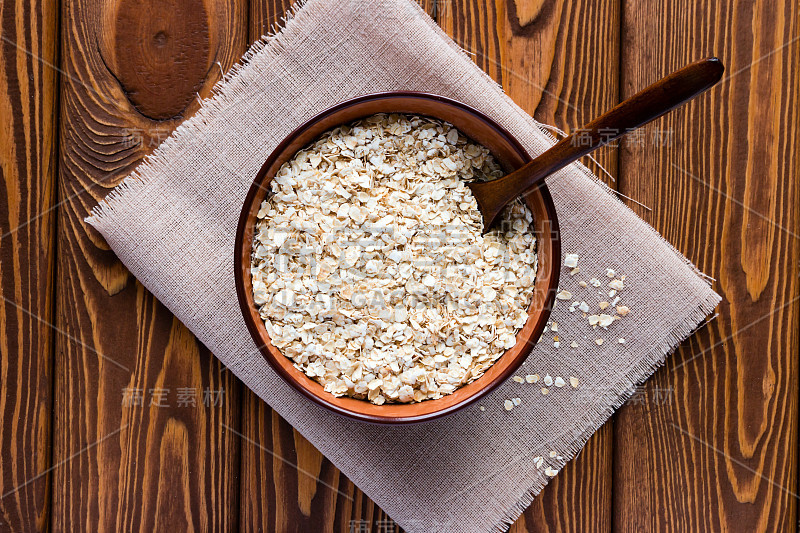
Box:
[472, 57, 724, 229]
[543, 57, 724, 171]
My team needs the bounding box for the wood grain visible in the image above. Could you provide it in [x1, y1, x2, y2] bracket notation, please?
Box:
[52, 0, 247, 529]
[0, 0, 795, 530]
[0, 0, 58, 530]
[512, 0, 546, 28]
[614, 1, 799, 531]
[240, 4, 435, 533]
[239, 396, 402, 532]
[249, 0, 296, 40]
[439, 1, 619, 530]
[249, 0, 437, 39]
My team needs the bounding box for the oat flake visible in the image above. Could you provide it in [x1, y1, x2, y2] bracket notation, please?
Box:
[251, 114, 538, 404]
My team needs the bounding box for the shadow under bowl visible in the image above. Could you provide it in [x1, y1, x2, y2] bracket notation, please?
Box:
[235, 92, 560, 424]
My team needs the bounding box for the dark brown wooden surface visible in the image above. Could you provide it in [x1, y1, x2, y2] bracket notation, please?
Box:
[0, 0, 797, 532]
[613, 1, 799, 531]
[0, 0, 58, 530]
[440, 1, 619, 530]
[51, 0, 247, 529]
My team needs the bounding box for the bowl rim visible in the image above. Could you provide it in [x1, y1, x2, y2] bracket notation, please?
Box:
[234, 91, 560, 423]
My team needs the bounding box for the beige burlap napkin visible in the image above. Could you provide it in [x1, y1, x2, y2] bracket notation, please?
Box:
[87, 0, 720, 531]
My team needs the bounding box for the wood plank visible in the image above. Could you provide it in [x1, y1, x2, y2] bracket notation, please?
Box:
[0, 0, 58, 529]
[249, 0, 437, 38]
[249, 0, 295, 39]
[52, 0, 248, 529]
[240, 4, 439, 532]
[439, 1, 619, 530]
[614, 1, 799, 530]
[238, 395, 399, 533]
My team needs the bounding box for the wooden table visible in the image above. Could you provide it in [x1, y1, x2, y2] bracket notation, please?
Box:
[1, 0, 797, 530]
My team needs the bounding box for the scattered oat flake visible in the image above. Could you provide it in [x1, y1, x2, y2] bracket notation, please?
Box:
[599, 301, 609, 310]
[598, 314, 614, 328]
[504, 399, 514, 411]
[513, 375, 524, 383]
[556, 290, 573, 300]
[564, 254, 579, 268]
[551, 322, 558, 332]
[512, 397, 522, 406]
[595, 338, 604, 345]
[535, 456, 544, 469]
[570, 341, 578, 348]
[579, 281, 588, 288]
[543, 374, 553, 386]
[618, 338, 626, 344]
[549, 450, 557, 458]
[479, 406, 485, 411]
[570, 267, 580, 276]
[606, 268, 616, 278]
[541, 388, 550, 395]
[545, 467, 559, 477]
[589, 278, 602, 287]
[569, 377, 580, 388]
[554, 376, 566, 388]
[578, 301, 590, 313]
[617, 305, 630, 316]
[526, 374, 539, 384]
[609, 279, 624, 290]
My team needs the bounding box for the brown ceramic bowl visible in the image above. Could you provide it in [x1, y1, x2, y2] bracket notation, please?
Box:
[235, 92, 560, 424]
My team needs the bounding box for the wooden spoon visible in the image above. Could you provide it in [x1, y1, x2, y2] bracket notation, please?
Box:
[468, 57, 725, 232]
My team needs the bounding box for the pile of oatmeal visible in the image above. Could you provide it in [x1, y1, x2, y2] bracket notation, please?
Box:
[251, 113, 537, 404]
